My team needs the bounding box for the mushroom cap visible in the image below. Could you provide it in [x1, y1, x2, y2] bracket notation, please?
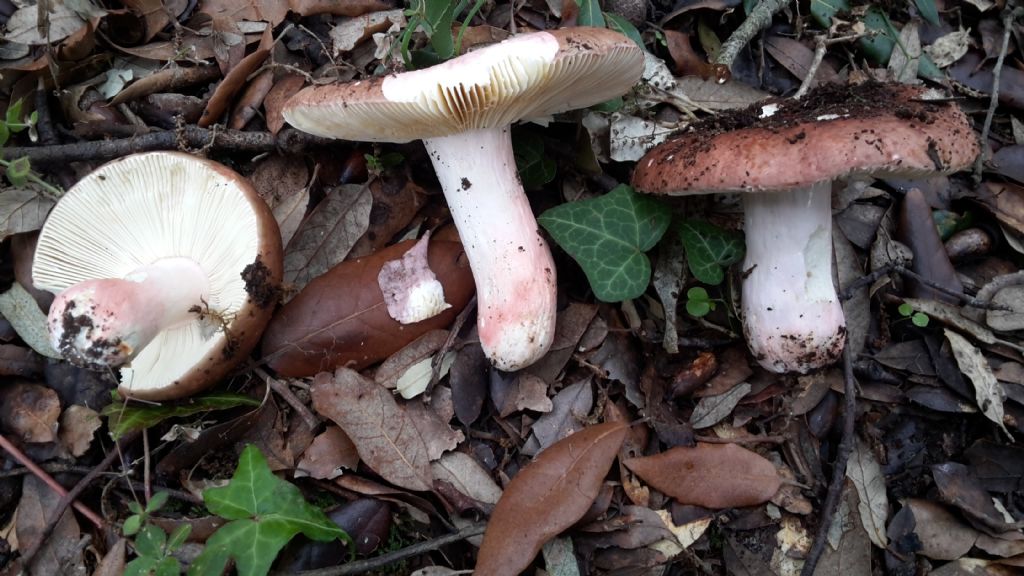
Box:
[32, 152, 283, 401]
[282, 27, 644, 142]
[632, 83, 980, 194]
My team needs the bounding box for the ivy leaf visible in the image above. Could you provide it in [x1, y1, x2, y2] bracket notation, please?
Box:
[512, 129, 555, 190]
[538, 185, 670, 302]
[677, 220, 744, 285]
[575, 0, 605, 27]
[859, 6, 941, 79]
[189, 445, 349, 576]
[102, 392, 261, 439]
[913, 0, 939, 25]
[810, 0, 849, 27]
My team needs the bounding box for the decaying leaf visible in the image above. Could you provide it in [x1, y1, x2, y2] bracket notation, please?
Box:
[945, 329, 1011, 436]
[16, 476, 87, 576]
[475, 421, 627, 576]
[1, 187, 55, 242]
[845, 439, 889, 549]
[904, 499, 979, 560]
[58, 405, 101, 457]
[0, 282, 61, 359]
[296, 426, 359, 480]
[624, 443, 781, 508]
[430, 451, 502, 506]
[262, 239, 474, 377]
[0, 381, 61, 443]
[690, 382, 751, 429]
[311, 368, 433, 491]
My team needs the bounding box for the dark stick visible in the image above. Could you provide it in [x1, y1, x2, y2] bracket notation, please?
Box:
[0, 126, 334, 167]
[799, 340, 857, 576]
[838, 262, 1003, 309]
[290, 522, 487, 576]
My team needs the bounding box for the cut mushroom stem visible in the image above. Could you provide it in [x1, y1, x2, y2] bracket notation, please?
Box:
[424, 127, 557, 371]
[741, 181, 845, 373]
[48, 257, 210, 369]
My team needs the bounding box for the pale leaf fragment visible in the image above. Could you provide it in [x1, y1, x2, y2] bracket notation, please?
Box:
[945, 329, 1011, 436]
[608, 113, 676, 162]
[690, 382, 751, 429]
[379, 233, 451, 325]
[845, 438, 889, 549]
[924, 29, 972, 68]
[330, 9, 405, 55]
[0, 283, 61, 359]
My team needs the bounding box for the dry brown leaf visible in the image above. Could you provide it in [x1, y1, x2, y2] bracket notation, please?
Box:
[624, 443, 781, 508]
[122, 0, 188, 43]
[264, 74, 307, 134]
[93, 538, 126, 576]
[905, 499, 979, 560]
[0, 382, 60, 443]
[229, 68, 275, 129]
[764, 35, 839, 88]
[403, 397, 463, 460]
[527, 379, 593, 454]
[198, 25, 273, 127]
[0, 344, 43, 377]
[108, 65, 220, 106]
[16, 476, 86, 576]
[283, 183, 373, 291]
[374, 330, 448, 390]
[430, 451, 502, 506]
[250, 154, 311, 248]
[58, 405, 101, 457]
[297, 425, 359, 479]
[350, 173, 428, 258]
[262, 239, 474, 377]
[846, 438, 889, 549]
[475, 421, 628, 576]
[312, 368, 433, 491]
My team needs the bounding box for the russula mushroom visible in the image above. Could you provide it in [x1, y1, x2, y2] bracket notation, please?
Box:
[32, 152, 283, 400]
[282, 27, 643, 371]
[632, 83, 979, 373]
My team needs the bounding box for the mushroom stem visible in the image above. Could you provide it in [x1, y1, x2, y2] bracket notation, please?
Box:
[741, 181, 845, 373]
[423, 127, 557, 371]
[47, 257, 210, 369]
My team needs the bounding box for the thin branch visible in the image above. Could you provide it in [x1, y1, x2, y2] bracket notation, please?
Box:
[792, 32, 871, 100]
[0, 126, 333, 167]
[973, 7, 1021, 182]
[289, 522, 488, 576]
[837, 262, 1004, 309]
[715, 0, 793, 70]
[799, 338, 857, 576]
[0, 432, 104, 529]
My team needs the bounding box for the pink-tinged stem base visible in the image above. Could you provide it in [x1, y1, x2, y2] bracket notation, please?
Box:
[741, 182, 846, 373]
[424, 127, 557, 371]
[47, 257, 210, 369]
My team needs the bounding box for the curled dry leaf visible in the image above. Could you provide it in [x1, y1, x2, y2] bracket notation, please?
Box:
[624, 443, 781, 509]
[262, 239, 474, 377]
[58, 405, 101, 457]
[265, 74, 307, 134]
[475, 421, 628, 576]
[311, 368, 433, 491]
[846, 438, 889, 549]
[297, 426, 359, 480]
[0, 382, 61, 443]
[198, 26, 273, 127]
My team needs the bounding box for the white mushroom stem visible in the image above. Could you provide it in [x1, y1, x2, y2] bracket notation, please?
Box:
[741, 181, 846, 373]
[47, 257, 210, 369]
[424, 126, 557, 371]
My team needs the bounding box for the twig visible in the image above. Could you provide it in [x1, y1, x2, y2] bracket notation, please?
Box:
[257, 367, 320, 430]
[0, 432, 104, 529]
[0, 126, 333, 167]
[973, 7, 1021, 182]
[792, 32, 871, 100]
[289, 522, 488, 576]
[694, 434, 786, 444]
[800, 338, 857, 576]
[714, 0, 793, 70]
[837, 262, 1003, 309]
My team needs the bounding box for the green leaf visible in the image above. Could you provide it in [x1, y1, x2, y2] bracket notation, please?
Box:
[5, 99, 22, 126]
[685, 286, 714, 318]
[125, 556, 159, 576]
[898, 303, 913, 317]
[810, 0, 850, 27]
[419, 0, 458, 59]
[123, 514, 142, 537]
[912, 312, 929, 328]
[0, 123, 9, 148]
[153, 557, 181, 576]
[189, 445, 348, 576]
[102, 392, 261, 439]
[589, 96, 624, 113]
[914, 0, 939, 25]
[145, 491, 169, 514]
[575, 0, 606, 27]
[538, 185, 671, 302]
[6, 156, 30, 187]
[858, 6, 941, 79]
[167, 524, 192, 551]
[604, 12, 644, 49]
[135, 524, 167, 558]
[512, 129, 556, 190]
[677, 220, 745, 285]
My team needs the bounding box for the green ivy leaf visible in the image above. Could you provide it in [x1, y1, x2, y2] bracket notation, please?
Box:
[810, 0, 850, 27]
[512, 129, 556, 190]
[188, 445, 348, 576]
[677, 220, 744, 285]
[575, 0, 606, 27]
[538, 185, 671, 302]
[859, 6, 941, 79]
[914, 0, 939, 25]
[102, 392, 261, 439]
[604, 12, 643, 49]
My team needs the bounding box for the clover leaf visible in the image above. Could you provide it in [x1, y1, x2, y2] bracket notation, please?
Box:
[538, 184, 671, 302]
[188, 445, 348, 576]
[677, 219, 744, 285]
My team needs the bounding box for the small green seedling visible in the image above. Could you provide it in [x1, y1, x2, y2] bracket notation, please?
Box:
[365, 151, 405, 176]
[685, 287, 716, 317]
[124, 492, 192, 576]
[897, 302, 930, 328]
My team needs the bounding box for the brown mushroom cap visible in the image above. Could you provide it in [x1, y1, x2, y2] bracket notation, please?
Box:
[282, 27, 643, 142]
[32, 152, 283, 401]
[632, 83, 980, 194]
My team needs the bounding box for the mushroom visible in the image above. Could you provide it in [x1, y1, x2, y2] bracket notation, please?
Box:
[632, 83, 979, 373]
[282, 27, 643, 371]
[32, 152, 283, 400]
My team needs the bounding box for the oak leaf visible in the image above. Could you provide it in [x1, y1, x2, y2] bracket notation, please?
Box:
[624, 443, 781, 508]
[475, 421, 627, 576]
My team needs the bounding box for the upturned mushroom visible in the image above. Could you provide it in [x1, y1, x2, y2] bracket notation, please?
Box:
[32, 152, 283, 400]
[633, 83, 978, 373]
[282, 27, 643, 371]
